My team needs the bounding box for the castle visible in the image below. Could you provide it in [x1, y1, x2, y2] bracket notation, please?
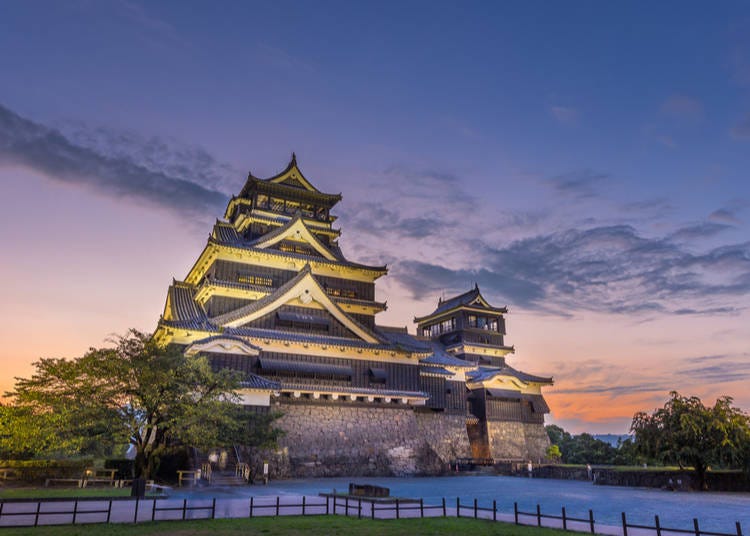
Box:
[154, 155, 553, 476]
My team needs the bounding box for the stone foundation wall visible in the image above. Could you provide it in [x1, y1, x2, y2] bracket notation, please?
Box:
[266, 404, 472, 478]
[487, 421, 550, 462]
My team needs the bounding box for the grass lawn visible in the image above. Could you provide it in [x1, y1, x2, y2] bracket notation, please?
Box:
[0, 515, 567, 536]
[0, 488, 142, 499]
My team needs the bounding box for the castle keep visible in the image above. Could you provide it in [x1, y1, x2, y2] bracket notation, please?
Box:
[154, 155, 553, 476]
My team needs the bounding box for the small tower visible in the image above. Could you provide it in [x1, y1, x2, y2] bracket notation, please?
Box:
[414, 284, 513, 367]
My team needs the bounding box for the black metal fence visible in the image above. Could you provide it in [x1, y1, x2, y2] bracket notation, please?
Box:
[0, 494, 745, 536]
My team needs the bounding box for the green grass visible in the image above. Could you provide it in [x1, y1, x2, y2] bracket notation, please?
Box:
[0, 515, 568, 536]
[0, 488, 139, 499]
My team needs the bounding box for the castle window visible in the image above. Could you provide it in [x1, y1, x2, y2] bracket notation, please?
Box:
[301, 204, 315, 218]
[368, 367, 388, 384]
[285, 200, 300, 214]
[271, 197, 284, 212]
[488, 318, 498, 331]
[315, 207, 327, 221]
[256, 194, 269, 209]
[237, 274, 273, 286]
[468, 315, 477, 328]
[326, 287, 357, 299]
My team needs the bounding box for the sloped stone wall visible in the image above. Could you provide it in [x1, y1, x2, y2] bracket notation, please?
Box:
[270, 404, 472, 477]
[486, 421, 550, 462]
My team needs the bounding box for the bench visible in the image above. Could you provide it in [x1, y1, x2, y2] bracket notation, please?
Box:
[0, 468, 19, 481]
[177, 470, 199, 487]
[82, 468, 117, 487]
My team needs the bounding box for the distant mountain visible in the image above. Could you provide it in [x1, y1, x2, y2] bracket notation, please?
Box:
[593, 434, 631, 447]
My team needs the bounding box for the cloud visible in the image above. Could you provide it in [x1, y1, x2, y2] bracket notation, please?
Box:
[0, 103, 229, 220]
[393, 224, 750, 315]
[682, 352, 750, 383]
[669, 222, 732, 241]
[709, 207, 742, 224]
[731, 112, 750, 139]
[660, 95, 703, 120]
[546, 170, 609, 199]
[549, 105, 578, 124]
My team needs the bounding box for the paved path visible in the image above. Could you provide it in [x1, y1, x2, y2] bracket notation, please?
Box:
[0, 494, 674, 535]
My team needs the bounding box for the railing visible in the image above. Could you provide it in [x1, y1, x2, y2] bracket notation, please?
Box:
[0, 494, 745, 535]
[235, 463, 251, 482]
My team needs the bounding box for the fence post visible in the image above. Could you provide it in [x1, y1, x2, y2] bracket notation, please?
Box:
[456, 497, 460, 518]
[211, 498, 216, 520]
[134, 498, 140, 524]
[537, 504, 542, 527]
[333, 495, 336, 515]
[107, 500, 112, 524]
[276, 496, 280, 517]
[694, 518, 700, 536]
[345, 496, 349, 517]
[326, 496, 329, 516]
[655, 515, 661, 536]
[514, 502, 519, 525]
[562, 507, 567, 531]
[420, 498, 424, 518]
[736, 521, 743, 536]
[493, 500, 497, 522]
[182, 498, 187, 520]
[396, 498, 400, 520]
[474, 498, 478, 519]
[34, 501, 41, 527]
[371, 501, 375, 520]
[622, 512, 628, 536]
[589, 509, 595, 534]
[72, 499, 78, 525]
[250, 497, 254, 518]
[358, 499, 361, 520]
[152, 499, 157, 522]
[442, 497, 446, 517]
[302, 496, 306, 516]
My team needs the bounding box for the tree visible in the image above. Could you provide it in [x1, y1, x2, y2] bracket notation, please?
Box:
[545, 444, 562, 463]
[630, 391, 750, 490]
[6, 330, 281, 479]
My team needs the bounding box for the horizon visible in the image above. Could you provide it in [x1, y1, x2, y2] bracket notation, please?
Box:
[1, 1, 749, 434]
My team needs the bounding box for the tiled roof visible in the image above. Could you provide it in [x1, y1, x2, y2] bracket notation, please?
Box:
[212, 221, 243, 245]
[375, 327, 432, 353]
[208, 235, 386, 273]
[467, 365, 553, 385]
[415, 285, 507, 321]
[259, 356, 353, 378]
[163, 283, 213, 330]
[240, 373, 281, 391]
[224, 325, 396, 351]
[246, 212, 345, 261]
[419, 366, 453, 376]
[420, 341, 477, 368]
[211, 266, 385, 344]
[210, 266, 313, 325]
[190, 334, 262, 351]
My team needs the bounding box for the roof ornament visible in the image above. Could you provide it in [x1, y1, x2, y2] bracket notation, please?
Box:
[291, 152, 297, 165]
[474, 282, 479, 290]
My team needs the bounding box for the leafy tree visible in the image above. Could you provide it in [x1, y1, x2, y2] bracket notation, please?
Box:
[545, 425, 630, 465]
[630, 391, 750, 490]
[545, 444, 562, 462]
[5, 330, 281, 479]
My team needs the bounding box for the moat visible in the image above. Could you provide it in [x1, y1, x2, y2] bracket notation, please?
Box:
[174, 475, 750, 533]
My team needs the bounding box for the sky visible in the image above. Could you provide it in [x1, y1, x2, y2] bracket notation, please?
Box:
[1, 1, 749, 434]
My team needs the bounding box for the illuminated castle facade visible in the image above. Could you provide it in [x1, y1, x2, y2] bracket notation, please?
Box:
[155, 156, 553, 476]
